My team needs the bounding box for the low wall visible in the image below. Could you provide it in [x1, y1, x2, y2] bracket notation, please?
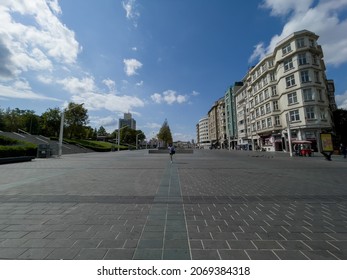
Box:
[0, 156, 35, 165]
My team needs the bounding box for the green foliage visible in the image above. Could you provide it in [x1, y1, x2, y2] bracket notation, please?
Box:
[0, 135, 37, 158]
[64, 102, 89, 139]
[157, 119, 173, 146]
[41, 108, 61, 137]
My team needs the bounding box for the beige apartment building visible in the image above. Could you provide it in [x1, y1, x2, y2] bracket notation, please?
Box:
[208, 97, 226, 148]
[234, 30, 334, 152]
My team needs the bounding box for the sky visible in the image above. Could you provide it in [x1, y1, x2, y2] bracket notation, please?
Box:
[1, 0, 347, 142]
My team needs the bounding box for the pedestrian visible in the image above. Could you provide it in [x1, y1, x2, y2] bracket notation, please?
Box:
[168, 143, 175, 163]
[340, 143, 346, 159]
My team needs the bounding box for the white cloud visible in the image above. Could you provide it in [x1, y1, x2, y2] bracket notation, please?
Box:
[151, 90, 188, 105]
[123, 58, 143, 76]
[58, 76, 96, 94]
[102, 78, 116, 92]
[122, 0, 140, 27]
[0, 81, 60, 101]
[136, 80, 143, 86]
[335, 91, 347, 110]
[191, 91, 200, 96]
[0, 0, 80, 81]
[251, 0, 347, 66]
[57, 75, 145, 113]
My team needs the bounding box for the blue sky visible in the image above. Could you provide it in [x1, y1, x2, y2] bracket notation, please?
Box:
[1, 0, 347, 142]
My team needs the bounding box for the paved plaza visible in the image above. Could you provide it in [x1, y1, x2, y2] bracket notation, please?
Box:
[0, 149, 346, 260]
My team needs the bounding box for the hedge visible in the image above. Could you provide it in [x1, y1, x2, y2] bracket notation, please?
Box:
[0, 135, 37, 158]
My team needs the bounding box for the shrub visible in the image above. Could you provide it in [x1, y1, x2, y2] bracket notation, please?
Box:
[0, 136, 37, 157]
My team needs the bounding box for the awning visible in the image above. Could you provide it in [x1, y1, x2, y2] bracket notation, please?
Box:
[292, 140, 312, 144]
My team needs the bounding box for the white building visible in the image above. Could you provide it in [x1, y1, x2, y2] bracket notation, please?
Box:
[197, 117, 210, 149]
[235, 30, 334, 152]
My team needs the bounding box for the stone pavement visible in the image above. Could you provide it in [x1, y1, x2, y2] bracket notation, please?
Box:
[0, 149, 346, 260]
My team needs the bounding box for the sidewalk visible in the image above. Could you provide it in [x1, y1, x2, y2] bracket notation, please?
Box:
[0, 149, 346, 260]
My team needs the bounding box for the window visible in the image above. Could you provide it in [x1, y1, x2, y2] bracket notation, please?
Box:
[317, 89, 323, 101]
[259, 92, 264, 102]
[256, 121, 261, 130]
[267, 117, 272, 127]
[305, 106, 315, 119]
[266, 103, 271, 113]
[264, 88, 269, 99]
[284, 58, 294, 71]
[282, 44, 292, 55]
[260, 106, 265, 115]
[301, 70, 311, 83]
[312, 55, 319, 65]
[268, 60, 274, 68]
[303, 88, 314, 101]
[256, 108, 260, 117]
[252, 123, 256, 131]
[297, 38, 305, 48]
[309, 39, 315, 47]
[261, 119, 266, 129]
[273, 100, 279, 111]
[286, 75, 296, 87]
[320, 108, 326, 120]
[271, 86, 277, 96]
[314, 71, 320, 83]
[289, 109, 300, 122]
[298, 53, 307, 65]
[288, 92, 298, 105]
[275, 116, 281, 126]
[270, 72, 276, 82]
[255, 95, 259, 105]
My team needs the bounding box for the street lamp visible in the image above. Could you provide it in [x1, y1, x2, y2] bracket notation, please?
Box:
[136, 132, 145, 150]
[58, 103, 84, 157]
[117, 125, 128, 151]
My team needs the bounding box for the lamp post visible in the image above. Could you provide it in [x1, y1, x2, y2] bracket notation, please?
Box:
[58, 103, 84, 157]
[136, 132, 145, 150]
[117, 125, 128, 151]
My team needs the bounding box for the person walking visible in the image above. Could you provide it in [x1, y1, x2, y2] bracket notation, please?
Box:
[340, 143, 347, 159]
[168, 143, 175, 163]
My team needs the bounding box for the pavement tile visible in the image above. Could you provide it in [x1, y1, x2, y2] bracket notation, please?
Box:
[133, 249, 162, 260]
[45, 248, 81, 260]
[219, 249, 250, 260]
[191, 249, 220, 260]
[246, 250, 279, 260]
[104, 249, 135, 260]
[274, 250, 308, 260]
[0, 248, 28, 259]
[98, 240, 125, 248]
[163, 249, 190, 260]
[253, 240, 283, 250]
[227, 240, 257, 250]
[74, 248, 108, 260]
[202, 240, 229, 249]
[301, 250, 339, 260]
[18, 248, 54, 259]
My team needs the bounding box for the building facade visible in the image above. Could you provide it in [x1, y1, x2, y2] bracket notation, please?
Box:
[197, 30, 335, 153]
[197, 117, 210, 149]
[236, 30, 334, 152]
[119, 112, 136, 130]
[225, 82, 243, 149]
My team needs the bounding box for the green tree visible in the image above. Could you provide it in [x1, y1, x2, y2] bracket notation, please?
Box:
[97, 126, 107, 136]
[64, 102, 89, 139]
[41, 108, 61, 137]
[157, 119, 173, 147]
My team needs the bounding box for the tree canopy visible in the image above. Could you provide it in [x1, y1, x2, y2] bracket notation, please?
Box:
[157, 119, 173, 146]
